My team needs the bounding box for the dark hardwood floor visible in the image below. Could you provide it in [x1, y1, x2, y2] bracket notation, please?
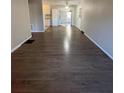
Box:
[12, 25, 113, 93]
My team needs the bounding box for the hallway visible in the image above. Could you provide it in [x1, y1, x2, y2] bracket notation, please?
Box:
[12, 26, 113, 93]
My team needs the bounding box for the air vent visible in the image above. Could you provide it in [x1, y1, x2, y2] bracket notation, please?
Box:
[81, 31, 84, 34]
[24, 40, 34, 44]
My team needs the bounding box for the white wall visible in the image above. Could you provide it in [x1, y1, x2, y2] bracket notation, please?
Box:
[75, 5, 82, 30]
[71, 6, 77, 26]
[28, 0, 44, 32]
[11, 0, 32, 52]
[81, 0, 113, 59]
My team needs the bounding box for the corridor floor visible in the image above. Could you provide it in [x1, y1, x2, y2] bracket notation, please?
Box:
[12, 26, 113, 93]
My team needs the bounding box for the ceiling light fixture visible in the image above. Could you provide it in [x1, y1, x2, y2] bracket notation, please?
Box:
[65, 0, 70, 11]
[65, 6, 69, 9]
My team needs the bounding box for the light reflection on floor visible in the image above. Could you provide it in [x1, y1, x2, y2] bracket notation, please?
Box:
[64, 25, 72, 53]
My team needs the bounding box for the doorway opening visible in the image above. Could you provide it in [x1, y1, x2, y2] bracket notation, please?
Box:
[52, 8, 72, 27]
[66, 11, 72, 25]
[58, 10, 72, 26]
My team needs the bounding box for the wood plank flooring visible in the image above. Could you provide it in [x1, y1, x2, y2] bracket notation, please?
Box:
[12, 25, 113, 93]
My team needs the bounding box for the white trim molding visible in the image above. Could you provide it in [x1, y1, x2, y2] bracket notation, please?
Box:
[11, 35, 32, 53]
[31, 31, 45, 32]
[85, 33, 113, 60]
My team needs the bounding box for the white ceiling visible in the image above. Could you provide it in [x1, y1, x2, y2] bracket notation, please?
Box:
[44, 0, 81, 6]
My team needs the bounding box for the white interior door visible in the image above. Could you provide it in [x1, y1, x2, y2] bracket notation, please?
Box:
[59, 11, 67, 25]
[52, 9, 58, 26]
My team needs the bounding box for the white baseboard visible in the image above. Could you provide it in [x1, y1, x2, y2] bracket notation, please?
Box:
[85, 33, 113, 60]
[73, 25, 81, 30]
[31, 30, 45, 32]
[11, 35, 32, 53]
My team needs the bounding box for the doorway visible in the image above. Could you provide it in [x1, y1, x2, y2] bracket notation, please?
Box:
[59, 10, 72, 26]
[52, 8, 72, 26]
[66, 11, 72, 25]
